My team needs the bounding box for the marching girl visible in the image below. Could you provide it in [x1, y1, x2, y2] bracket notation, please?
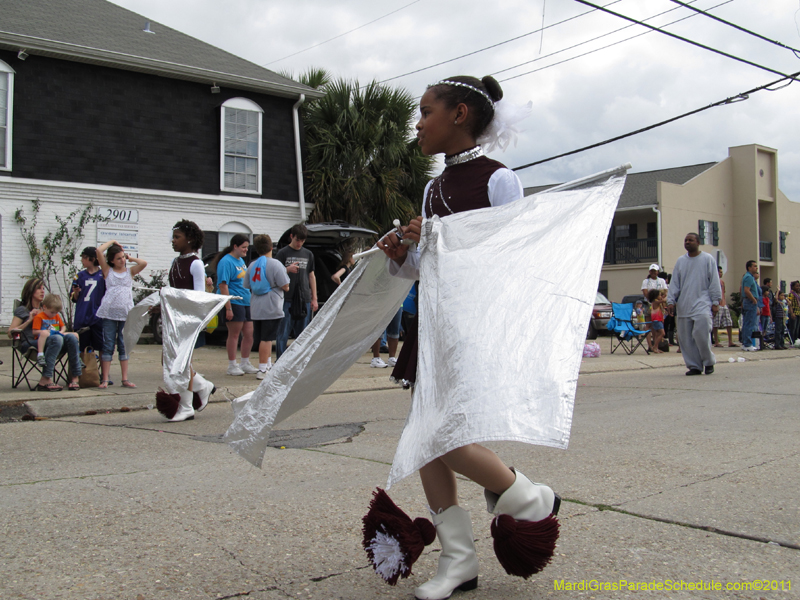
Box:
[96, 240, 147, 389]
[376, 76, 560, 600]
[155, 220, 216, 422]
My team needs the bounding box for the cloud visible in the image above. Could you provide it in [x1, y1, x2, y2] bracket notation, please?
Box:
[111, 0, 800, 199]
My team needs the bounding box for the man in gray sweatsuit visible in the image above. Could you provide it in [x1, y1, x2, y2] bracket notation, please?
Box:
[666, 232, 722, 375]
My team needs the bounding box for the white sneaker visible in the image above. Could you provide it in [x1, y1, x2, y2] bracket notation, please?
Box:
[388, 357, 397, 367]
[239, 362, 259, 374]
[742, 345, 756, 352]
[256, 368, 269, 380]
[227, 364, 245, 376]
[370, 357, 388, 368]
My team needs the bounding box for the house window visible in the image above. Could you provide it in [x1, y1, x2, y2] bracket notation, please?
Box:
[698, 220, 719, 246]
[615, 223, 637, 239]
[0, 59, 14, 171]
[220, 98, 263, 194]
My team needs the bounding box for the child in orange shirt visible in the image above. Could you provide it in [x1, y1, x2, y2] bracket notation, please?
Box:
[33, 294, 79, 366]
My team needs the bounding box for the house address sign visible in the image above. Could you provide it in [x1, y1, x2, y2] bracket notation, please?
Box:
[96, 206, 140, 257]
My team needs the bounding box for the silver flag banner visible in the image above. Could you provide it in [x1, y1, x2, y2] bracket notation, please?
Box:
[159, 287, 231, 394]
[224, 251, 414, 467]
[122, 288, 231, 394]
[386, 168, 627, 487]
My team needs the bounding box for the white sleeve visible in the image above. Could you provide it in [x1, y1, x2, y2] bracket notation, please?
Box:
[421, 180, 433, 219]
[190, 259, 206, 291]
[487, 168, 524, 207]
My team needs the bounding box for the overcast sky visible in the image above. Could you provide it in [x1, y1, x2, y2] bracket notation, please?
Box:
[110, 0, 800, 200]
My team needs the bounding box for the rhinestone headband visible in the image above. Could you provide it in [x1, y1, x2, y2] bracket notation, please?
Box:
[432, 80, 495, 111]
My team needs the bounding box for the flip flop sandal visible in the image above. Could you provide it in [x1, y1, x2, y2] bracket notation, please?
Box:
[98, 381, 110, 389]
[68, 382, 80, 391]
[121, 380, 137, 388]
[36, 383, 63, 392]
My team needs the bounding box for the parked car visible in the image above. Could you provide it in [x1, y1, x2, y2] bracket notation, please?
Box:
[587, 292, 613, 339]
[621, 294, 648, 306]
[274, 221, 378, 312]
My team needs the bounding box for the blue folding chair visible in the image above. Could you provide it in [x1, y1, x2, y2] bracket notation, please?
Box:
[608, 302, 650, 355]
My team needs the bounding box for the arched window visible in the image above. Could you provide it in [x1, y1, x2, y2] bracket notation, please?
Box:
[220, 97, 263, 194]
[0, 59, 14, 171]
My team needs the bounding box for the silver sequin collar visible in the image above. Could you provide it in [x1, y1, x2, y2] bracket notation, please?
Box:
[444, 146, 484, 167]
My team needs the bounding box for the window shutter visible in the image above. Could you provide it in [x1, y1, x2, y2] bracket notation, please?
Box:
[698, 220, 705, 244]
[712, 222, 719, 246]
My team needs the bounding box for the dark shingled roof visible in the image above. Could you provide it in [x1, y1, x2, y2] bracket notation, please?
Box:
[524, 162, 718, 209]
[0, 0, 323, 99]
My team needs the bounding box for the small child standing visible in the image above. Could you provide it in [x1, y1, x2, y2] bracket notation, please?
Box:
[633, 300, 646, 330]
[32, 294, 83, 389]
[773, 291, 787, 349]
[95, 240, 147, 389]
[647, 289, 666, 353]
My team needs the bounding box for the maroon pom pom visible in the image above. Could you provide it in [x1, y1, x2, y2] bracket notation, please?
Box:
[362, 488, 435, 585]
[490, 513, 559, 578]
[155, 390, 180, 419]
[192, 391, 202, 410]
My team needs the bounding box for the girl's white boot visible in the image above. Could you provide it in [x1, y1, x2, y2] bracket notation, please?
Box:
[414, 505, 479, 600]
[168, 390, 195, 422]
[192, 373, 215, 412]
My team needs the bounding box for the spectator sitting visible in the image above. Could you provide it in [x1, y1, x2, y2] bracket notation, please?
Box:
[8, 278, 82, 391]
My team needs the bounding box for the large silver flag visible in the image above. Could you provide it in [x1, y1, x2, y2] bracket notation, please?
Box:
[386, 168, 626, 487]
[225, 166, 628, 484]
[224, 252, 414, 467]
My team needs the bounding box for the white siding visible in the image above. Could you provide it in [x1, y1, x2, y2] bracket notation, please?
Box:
[0, 178, 308, 324]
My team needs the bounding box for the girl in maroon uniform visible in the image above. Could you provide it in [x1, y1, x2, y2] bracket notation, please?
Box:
[375, 76, 560, 600]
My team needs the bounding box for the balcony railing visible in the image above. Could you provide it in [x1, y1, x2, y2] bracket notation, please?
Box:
[604, 237, 658, 265]
[760, 241, 773, 261]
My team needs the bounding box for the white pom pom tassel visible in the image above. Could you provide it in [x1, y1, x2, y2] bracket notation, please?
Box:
[367, 530, 408, 582]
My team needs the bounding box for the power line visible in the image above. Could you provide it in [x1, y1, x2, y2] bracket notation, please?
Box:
[492, 0, 722, 79]
[264, 0, 422, 66]
[574, 0, 799, 81]
[511, 69, 800, 172]
[668, 0, 800, 57]
[374, 0, 625, 85]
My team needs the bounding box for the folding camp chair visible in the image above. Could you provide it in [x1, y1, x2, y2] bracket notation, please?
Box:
[10, 331, 69, 390]
[608, 302, 650, 355]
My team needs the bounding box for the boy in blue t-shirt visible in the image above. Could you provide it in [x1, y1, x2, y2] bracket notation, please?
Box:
[71, 246, 106, 352]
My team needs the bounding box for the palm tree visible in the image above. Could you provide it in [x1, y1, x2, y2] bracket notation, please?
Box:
[291, 69, 434, 235]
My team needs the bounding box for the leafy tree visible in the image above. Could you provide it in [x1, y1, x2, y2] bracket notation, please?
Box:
[292, 69, 434, 236]
[14, 199, 107, 326]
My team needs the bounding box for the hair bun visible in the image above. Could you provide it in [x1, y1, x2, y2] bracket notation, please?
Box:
[481, 76, 503, 102]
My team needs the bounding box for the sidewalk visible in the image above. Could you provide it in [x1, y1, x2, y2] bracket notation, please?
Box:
[1, 336, 797, 419]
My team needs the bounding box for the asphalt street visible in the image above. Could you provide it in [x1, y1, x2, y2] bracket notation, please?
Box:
[0, 342, 798, 599]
